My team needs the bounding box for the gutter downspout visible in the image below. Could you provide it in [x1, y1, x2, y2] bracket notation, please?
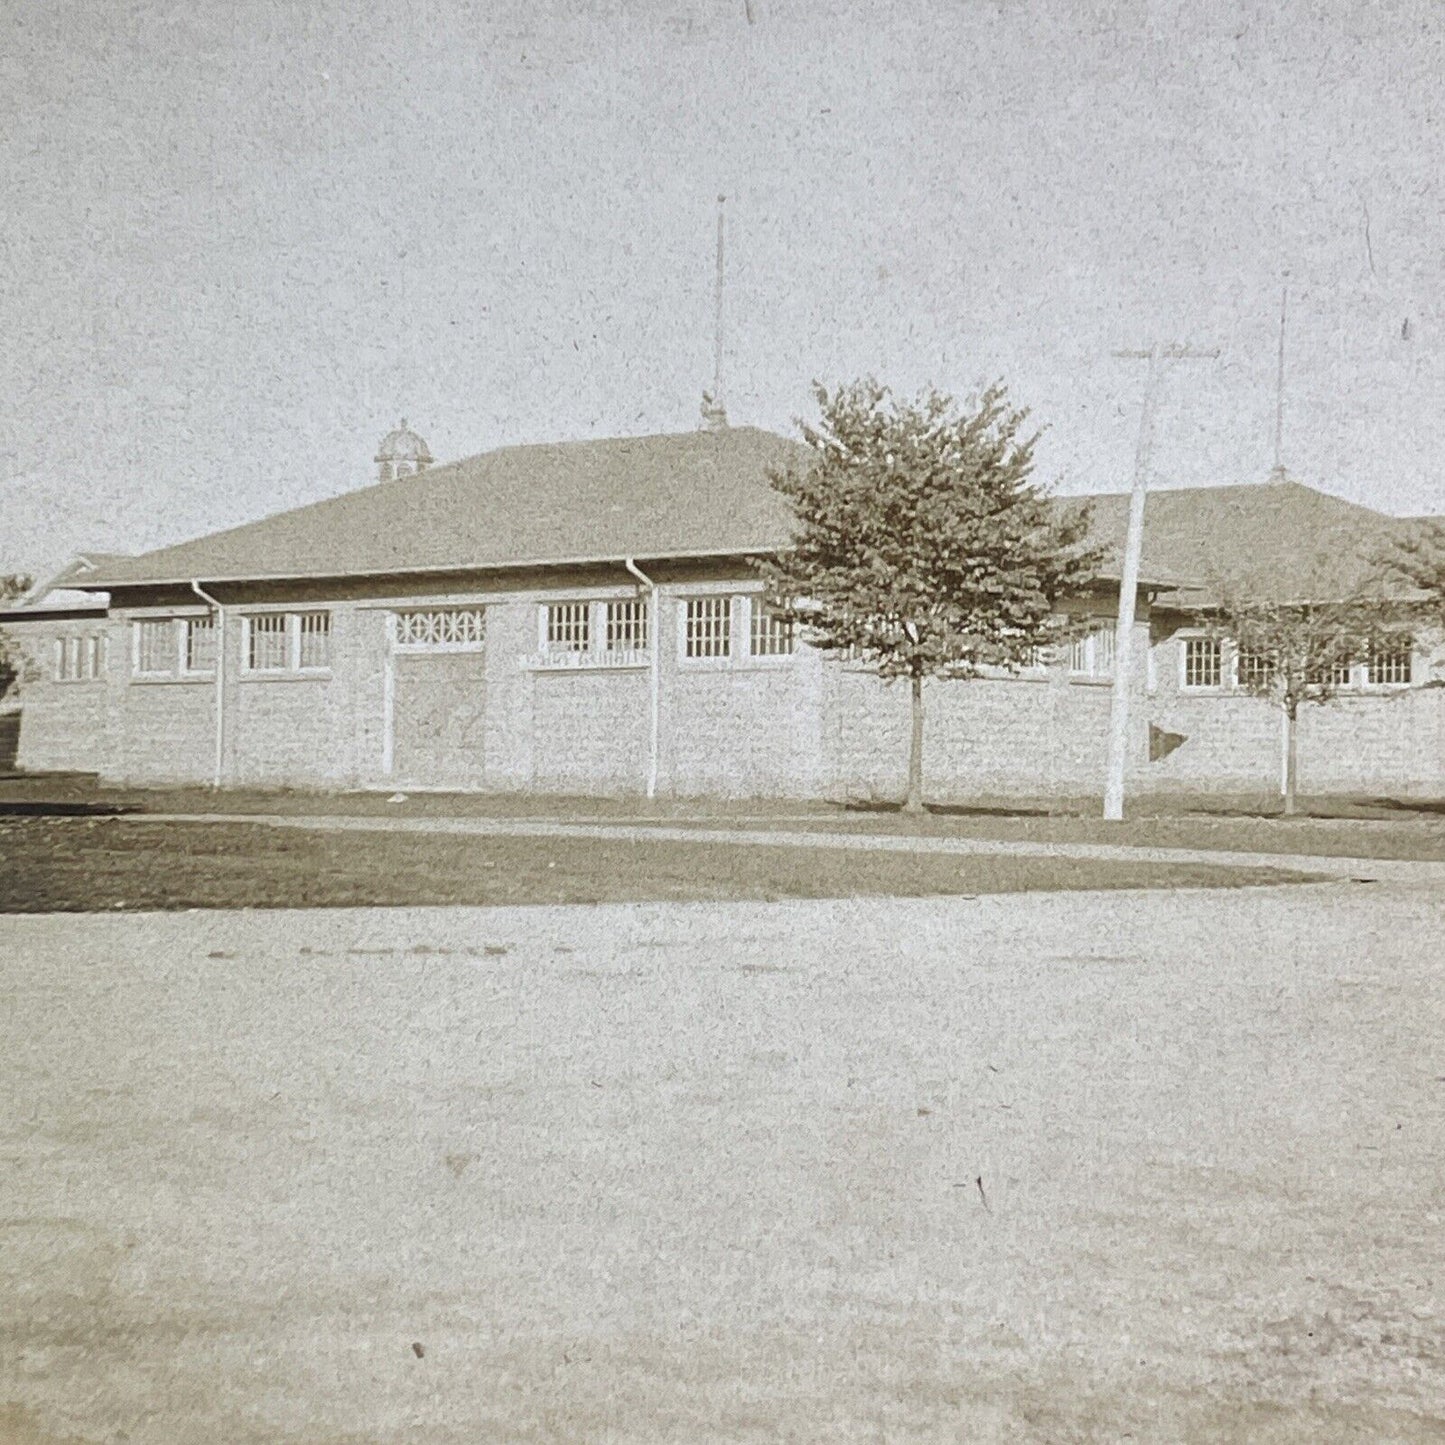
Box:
[190, 581, 225, 791]
[624, 558, 661, 799]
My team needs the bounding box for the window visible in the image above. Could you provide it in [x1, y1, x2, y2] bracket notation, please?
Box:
[529, 598, 651, 669]
[546, 602, 591, 653]
[685, 595, 732, 659]
[56, 635, 104, 682]
[1068, 625, 1116, 679]
[132, 614, 221, 679]
[1367, 645, 1412, 687]
[136, 619, 177, 675]
[242, 612, 332, 674]
[749, 602, 795, 657]
[247, 614, 288, 671]
[1307, 658, 1353, 688]
[395, 607, 486, 649]
[298, 612, 331, 670]
[1236, 649, 1272, 690]
[1183, 637, 1222, 689]
[185, 615, 217, 673]
[605, 598, 649, 653]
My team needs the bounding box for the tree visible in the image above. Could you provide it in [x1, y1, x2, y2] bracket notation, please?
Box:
[1383, 518, 1445, 629]
[0, 574, 33, 706]
[762, 379, 1101, 812]
[1205, 587, 1407, 816]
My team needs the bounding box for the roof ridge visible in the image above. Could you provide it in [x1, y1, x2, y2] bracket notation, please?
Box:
[1076, 477, 1395, 518]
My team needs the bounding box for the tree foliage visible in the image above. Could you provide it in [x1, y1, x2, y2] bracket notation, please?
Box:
[761, 379, 1101, 809]
[1382, 518, 1445, 627]
[0, 574, 34, 705]
[1204, 582, 1412, 813]
[762, 380, 1100, 678]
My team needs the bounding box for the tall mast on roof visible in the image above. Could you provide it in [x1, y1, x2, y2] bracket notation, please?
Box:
[1269, 283, 1289, 482]
[700, 195, 729, 430]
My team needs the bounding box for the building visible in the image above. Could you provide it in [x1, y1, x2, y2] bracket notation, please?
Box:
[2, 422, 1440, 800]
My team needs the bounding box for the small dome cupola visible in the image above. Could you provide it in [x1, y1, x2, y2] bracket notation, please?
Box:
[375, 419, 434, 483]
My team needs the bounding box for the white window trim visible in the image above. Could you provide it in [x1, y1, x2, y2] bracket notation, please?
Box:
[1178, 633, 1226, 693]
[742, 595, 801, 667]
[54, 633, 107, 685]
[1067, 623, 1118, 685]
[678, 592, 738, 669]
[132, 617, 176, 677]
[130, 616, 213, 684]
[240, 611, 333, 677]
[672, 591, 801, 670]
[392, 605, 487, 653]
[525, 598, 652, 671]
[182, 615, 219, 677]
[1360, 646, 1416, 691]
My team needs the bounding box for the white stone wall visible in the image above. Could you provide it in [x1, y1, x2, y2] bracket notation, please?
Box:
[5, 587, 1442, 801]
[819, 618, 1152, 802]
[10, 618, 118, 775]
[1143, 623, 1445, 796]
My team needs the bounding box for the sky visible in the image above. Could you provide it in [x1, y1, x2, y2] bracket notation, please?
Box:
[2, 0, 1443, 578]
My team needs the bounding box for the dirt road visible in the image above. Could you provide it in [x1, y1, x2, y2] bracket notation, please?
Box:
[3, 883, 1442, 1442]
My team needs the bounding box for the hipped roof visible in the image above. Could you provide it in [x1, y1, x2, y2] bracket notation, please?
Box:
[56, 427, 1422, 603]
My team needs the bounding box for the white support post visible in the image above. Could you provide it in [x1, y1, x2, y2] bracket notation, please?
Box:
[381, 611, 396, 777]
[625, 558, 661, 799]
[190, 580, 226, 791]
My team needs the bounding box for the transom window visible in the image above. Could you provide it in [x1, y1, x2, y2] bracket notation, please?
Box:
[131, 614, 219, 679]
[298, 612, 331, 669]
[243, 611, 332, 673]
[1182, 637, 1222, 689]
[1367, 645, 1411, 686]
[1307, 658, 1352, 688]
[677, 594, 800, 665]
[546, 602, 591, 653]
[1068, 624, 1116, 679]
[56, 635, 105, 682]
[606, 598, 649, 653]
[185, 615, 217, 673]
[136, 618, 176, 675]
[533, 598, 651, 668]
[685, 596, 732, 659]
[394, 607, 486, 649]
[1236, 649, 1272, 689]
[749, 602, 796, 657]
[247, 614, 288, 671]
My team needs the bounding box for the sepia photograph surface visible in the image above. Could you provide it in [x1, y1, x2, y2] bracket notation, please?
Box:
[2, 2, 1443, 1441]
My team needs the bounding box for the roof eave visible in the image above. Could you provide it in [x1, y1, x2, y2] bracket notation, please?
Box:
[69, 542, 796, 593]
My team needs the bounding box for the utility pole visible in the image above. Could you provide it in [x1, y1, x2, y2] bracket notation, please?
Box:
[1103, 342, 1220, 822]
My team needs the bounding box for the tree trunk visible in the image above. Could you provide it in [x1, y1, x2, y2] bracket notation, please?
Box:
[903, 671, 925, 814]
[1282, 703, 1299, 817]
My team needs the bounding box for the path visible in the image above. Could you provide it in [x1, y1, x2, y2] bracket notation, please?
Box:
[139, 810, 1445, 887]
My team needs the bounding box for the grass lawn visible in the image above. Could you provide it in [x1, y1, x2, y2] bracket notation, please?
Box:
[5, 772, 1445, 860]
[0, 817, 1319, 911]
[657, 801, 1445, 860]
